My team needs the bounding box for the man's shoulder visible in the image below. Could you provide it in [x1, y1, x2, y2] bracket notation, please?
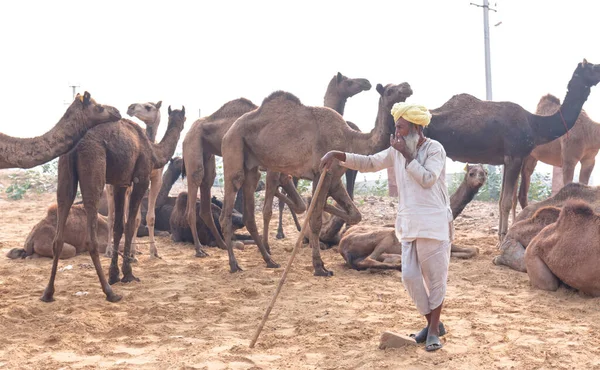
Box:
[426, 139, 446, 153]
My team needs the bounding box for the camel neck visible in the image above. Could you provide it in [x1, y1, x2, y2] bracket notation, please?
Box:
[151, 119, 183, 169]
[324, 92, 347, 116]
[450, 181, 480, 219]
[346, 97, 395, 155]
[156, 161, 182, 207]
[142, 113, 161, 143]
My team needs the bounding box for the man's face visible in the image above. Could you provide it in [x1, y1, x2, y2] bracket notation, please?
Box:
[395, 117, 411, 138]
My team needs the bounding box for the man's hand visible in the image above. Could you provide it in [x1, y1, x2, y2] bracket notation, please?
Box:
[320, 151, 346, 171]
[390, 134, 414, 162]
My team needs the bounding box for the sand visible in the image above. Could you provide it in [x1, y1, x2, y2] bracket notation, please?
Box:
[1, 177, 600, 369]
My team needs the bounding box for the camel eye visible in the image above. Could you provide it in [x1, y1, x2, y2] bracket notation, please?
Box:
[469, 172, 475, 176]
[145, 106, 152, 111]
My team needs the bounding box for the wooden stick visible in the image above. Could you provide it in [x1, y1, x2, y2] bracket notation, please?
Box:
[249, 170, 329, 348]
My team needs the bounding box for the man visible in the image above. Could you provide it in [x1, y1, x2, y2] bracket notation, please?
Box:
[320, 102, 453, 352]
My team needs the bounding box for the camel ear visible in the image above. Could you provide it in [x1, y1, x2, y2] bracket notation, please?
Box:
[83, 91, 92, 106]
[583, 58, 588, 65]
[376, 83, 384, 96]
[155, 101, 162, 110]
[464, 163, 469, 172]
[336, 72, 343, 84]
[168, 105, 172, 115]
[181, 106, 185, 116]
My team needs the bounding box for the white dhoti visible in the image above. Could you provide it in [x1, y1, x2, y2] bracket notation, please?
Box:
[401, 238, 451, 315]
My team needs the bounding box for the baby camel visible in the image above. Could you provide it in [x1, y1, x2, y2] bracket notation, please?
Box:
[40, 106, 185, 303]
[339, 164, 487, 270]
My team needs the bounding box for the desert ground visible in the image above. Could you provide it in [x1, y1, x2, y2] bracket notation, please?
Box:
[1, 171, 599, 370]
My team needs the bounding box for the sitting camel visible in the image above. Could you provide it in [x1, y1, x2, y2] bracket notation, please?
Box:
[6, 204, 110, 259]
[0, 92, 121, 169]
[40, 106, 185, 303]
[494, 182, 600, 271]
[339, 164, 487, 270]
[516, 94, 600, 211]
[525, 200, 600, 296]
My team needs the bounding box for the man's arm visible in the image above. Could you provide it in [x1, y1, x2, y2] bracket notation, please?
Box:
[341, 147, 394, 173]
[405, 145, 445, 188]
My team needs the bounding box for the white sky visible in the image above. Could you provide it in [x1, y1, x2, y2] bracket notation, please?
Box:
[1, 1, 599, 182]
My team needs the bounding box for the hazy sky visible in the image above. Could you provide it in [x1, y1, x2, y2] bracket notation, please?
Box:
[1, 1, 599, 180]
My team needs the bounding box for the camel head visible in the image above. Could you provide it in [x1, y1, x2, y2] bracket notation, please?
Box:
[167, 105, 186, 130]
[375, 82, 413, 133]
[572, 59, 600, 88]
[335, 72, 372, 98]
[70, 91, 121, 124]
[127, 101, 162, 124]
[464, 163, 487, 191]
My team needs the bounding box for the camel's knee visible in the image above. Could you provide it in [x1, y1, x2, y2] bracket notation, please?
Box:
[347, 210, 361, 225]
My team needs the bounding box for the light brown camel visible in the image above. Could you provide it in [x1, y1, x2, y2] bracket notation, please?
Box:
[494, 182, 600, 271]
[219, 83, 413, 275]
[338, 164, 487, 270]
[493, 206, 561, 272]
[270, 72, 372, 241]
[516, 93, 600, 210]
[6, 204, 110, 259]
[40, 106, 185, 303]
[0, 92, 120, 169]
[423, 59, 600, 241]
[525, 200, 600, 296]
[105, 101, 164, 259]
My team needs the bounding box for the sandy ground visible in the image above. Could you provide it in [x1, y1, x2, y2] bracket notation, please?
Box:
[1, 174, 600, 369]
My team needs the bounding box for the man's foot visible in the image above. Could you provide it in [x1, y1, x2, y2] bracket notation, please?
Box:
[425, 335, 443, 352]
[409, 322, 446, 344]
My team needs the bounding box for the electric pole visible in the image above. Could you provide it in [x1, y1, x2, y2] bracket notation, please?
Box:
[470, 0, 497, 100]
[69, 83, 80, 100]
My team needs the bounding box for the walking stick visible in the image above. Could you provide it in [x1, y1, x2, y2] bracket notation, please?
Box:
[249, 169, 329, 348]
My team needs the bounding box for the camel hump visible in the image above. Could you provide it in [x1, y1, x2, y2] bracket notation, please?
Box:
[532, 206, 561, 223]
[561, 200, 596, 218]
[261, 91, 303, 106]
[209, 98, 257, 120]
[175, 191, 188, 207]
[540, 94, 561, 105]
[535, 94, 561, 115]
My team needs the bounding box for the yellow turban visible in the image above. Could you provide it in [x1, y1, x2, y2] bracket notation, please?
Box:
[391, 103, 432, 127]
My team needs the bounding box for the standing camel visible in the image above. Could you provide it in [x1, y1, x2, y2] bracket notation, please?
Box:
[40, 106, 185, 303]
[423, 59, 600, 240]
[516, 94, 600, 210]
[264, 72, 372, 248]
[0, 92, 120, 169]
[219, 82, 413, 275]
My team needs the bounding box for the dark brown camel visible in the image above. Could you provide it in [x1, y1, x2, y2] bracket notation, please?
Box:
[40, 106, 185, 303]
[423, 59, 600, 241]
[339, 164, 487, 270]
[219, 83, 413, 275]
[0, 92, 120, 169]
[525, 200, 600, 296]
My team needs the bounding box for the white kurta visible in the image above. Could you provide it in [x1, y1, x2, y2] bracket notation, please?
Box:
[342, 139, 454, 315]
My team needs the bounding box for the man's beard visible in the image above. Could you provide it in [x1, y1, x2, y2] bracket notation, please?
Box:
[403, 127, 420, 158]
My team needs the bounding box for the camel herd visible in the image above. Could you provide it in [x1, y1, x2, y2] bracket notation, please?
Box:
[2, 59, 600, 302]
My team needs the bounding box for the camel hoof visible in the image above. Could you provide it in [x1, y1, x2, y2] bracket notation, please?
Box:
[104, 250, 113, 258]
[40, 289, 55, 303]
[314, 268, 334, 277]
[230, 263, 243, 273]
[150, 253, 162, 259]
[492, 256, 501, 265]
[276, 232, 285, 240]
[121, 274, 140, 284]
[106, 292, 122, 303]
[195, 249, 209, 258]
[233, 241, 245, 251]
[266, 260, 280, 269]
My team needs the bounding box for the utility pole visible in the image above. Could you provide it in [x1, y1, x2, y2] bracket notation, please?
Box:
[470, 0, 497, 101]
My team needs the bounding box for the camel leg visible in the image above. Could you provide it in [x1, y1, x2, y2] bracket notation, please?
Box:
[307, 171, 334, 276]
[561, 159, 577, 185]
[492, 240, 526, 272]
[450, 244, 479, 259]
[281, 176, 304, 231]
[243, 167, 279, 268]
[185, 154, 209, 257]
[108, 186, 128, 285]
[146, 168, 163, 258]
[353, 256, 402, 270]
[345, 169, 358, 200]
[262, 171, 280, 252]
[121, 181, 148, 283]
[498, 157, 523, 241]
[41, 155, 78, 302]
[276, 199, 287, 239]
[104, 185, 115, 257]
[579, 156, 595, 185]
[517, 155, 537, 211]
[525, 250, 559, 291]
[198, 156, 227, 253]
[220, 166, 244, 273]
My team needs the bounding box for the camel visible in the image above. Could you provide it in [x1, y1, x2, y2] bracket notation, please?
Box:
[40, 106, 185, 303]
[494, 182, 600, 271]
[422, 59, 600, 241]
[516, 93, 600, 210]
[525, 200, 600, 296]
[269, 72, 372, 241]
[0, 92, 121, 169]
[6, 204, 110, 259]
[493, 206, 561, 272]
[219, 83, 413, 275]
[339, 164, 487, 270]
[105, 101, 164, 259]
[169, 192, 246, 248]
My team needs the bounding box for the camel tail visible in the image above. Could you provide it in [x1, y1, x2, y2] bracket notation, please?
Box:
[6, 248, 27, 259]
[181, 158, 186, 180]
